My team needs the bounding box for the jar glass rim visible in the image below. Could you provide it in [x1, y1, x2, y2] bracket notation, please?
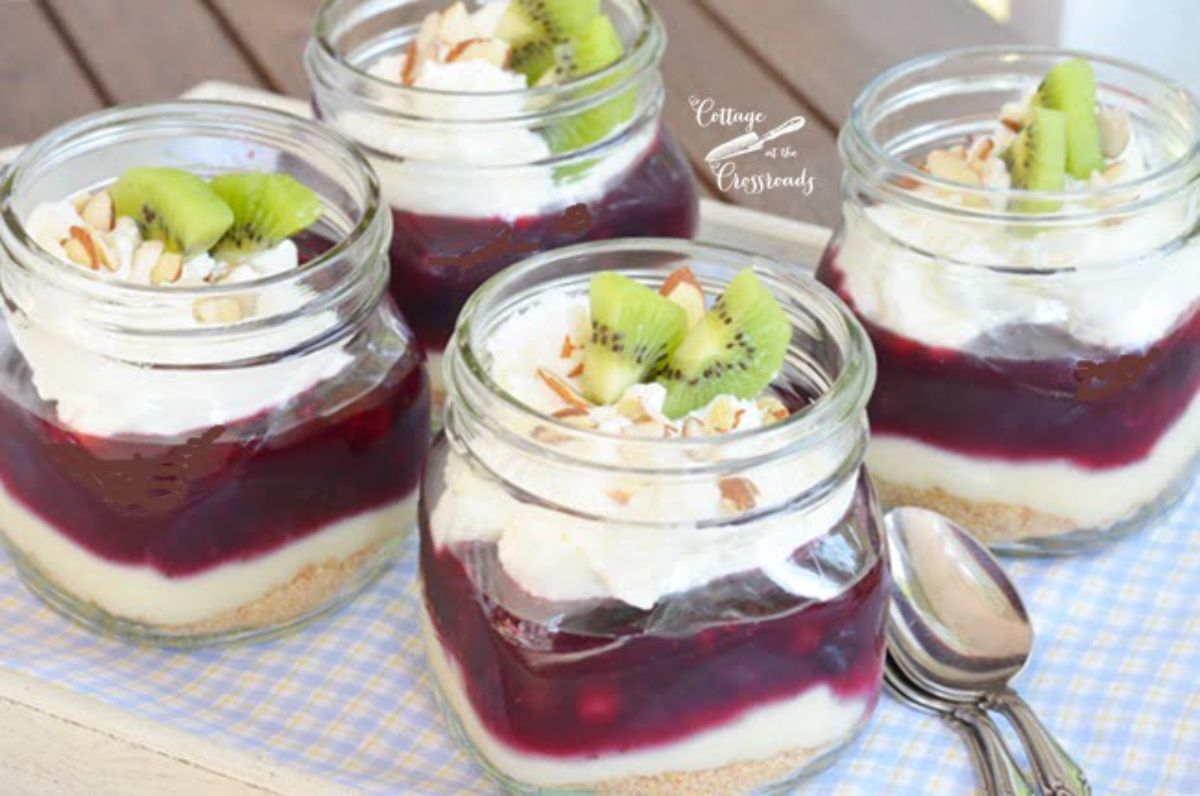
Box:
[447, 237, 875, 468]
[310, 0, 663, 101]
[844, 46, 1200, 220]
[0, 100, 384, 303]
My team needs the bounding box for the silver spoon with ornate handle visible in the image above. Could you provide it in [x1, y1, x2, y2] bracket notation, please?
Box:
[884, 506, 1091, 796]
[885, 654, 1033, 796]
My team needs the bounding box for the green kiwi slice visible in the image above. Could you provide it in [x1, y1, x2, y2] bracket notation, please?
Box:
[545, 15, 635, 155]
[1034, 58, 1104, 180]
[109, 167, 234, 257]
[209, 172, 321, 258]
[1007, 106, 1067, 213]
[497, 0, 600, 82]
[582, 272, 688, 405]
[657, 269, 791, 419]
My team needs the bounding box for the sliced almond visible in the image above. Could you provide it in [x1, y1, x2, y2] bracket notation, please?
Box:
[925, 149, 983, 186]
[62, 237, 95, 269]
[70, 193, 93, 214]
[756, 396, 790, 424]
[659, 266, 706, 329]
[151, 252, 184, 286]
[708, 396, 737, 433]
[438, 3, 479, 48]
[560, 335, 576, 359]
[1000, 101, 1028, 133]
[567, 361, 585, 378]
[80, 190, 114, 232]
[131, 240, 165, 279]
[552, 406, 588, 419]
[403, 11, 440, 85]
[607, 488, 632, 506]
[446, 38, 511, 68]
[532, 425, 572, 445]
[193, 297, 244, 324]
[1097, 105, 1131, 158]
[719, 477, 759, 513]
[681, 416, 706, 438]
[537, 367, 591, 410]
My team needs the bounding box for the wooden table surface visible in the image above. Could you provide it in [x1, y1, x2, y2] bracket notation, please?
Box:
[0, 0, 1021, 228]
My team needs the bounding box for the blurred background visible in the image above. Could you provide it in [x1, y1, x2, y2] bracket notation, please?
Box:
[1, 0, 1194, 229]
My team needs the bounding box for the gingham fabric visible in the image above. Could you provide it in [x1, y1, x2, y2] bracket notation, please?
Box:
[0, 482, 1196, 795]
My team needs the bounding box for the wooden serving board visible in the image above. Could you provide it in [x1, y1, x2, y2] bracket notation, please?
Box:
[0, 82, 832, 796]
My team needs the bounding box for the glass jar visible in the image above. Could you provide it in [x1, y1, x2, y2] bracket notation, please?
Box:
[819, 48, 1200, 555]
[306, 0, 699, 393]
[0, 101, 430, 646]
[419, 239, 886, 793]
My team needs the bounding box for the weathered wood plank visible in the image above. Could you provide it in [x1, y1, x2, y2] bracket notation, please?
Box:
[206, 0, 322, 97]
[658, 0, 841, 227]
[42, 0, 265, 103]
[700, 0, 1020, 130]
[0, 2, 103, 143]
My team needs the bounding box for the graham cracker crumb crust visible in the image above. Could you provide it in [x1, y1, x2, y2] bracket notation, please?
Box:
[873, 479, 1076, 543]
[592, 743, 829, 796]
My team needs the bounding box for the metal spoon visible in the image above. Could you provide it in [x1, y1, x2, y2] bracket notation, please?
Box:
[885, 506, 1090, 796]
[884, 653, 1033, 796]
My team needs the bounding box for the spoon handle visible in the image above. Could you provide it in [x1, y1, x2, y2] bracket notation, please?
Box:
[952, 705, 1034, 796]
[987, 689, 1091, 796]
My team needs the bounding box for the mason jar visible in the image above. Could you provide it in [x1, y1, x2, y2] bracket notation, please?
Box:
[306, 0, 699, 398]
[419, 239, 886, 793]
[0, 102, 430, 646]
[818, 48, 1200, 555]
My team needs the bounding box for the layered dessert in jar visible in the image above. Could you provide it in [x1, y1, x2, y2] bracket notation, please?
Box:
[307, 0, 698, 395]
[0, 103, 430, 645]
[820, 51, 1200, 553]
[420, 240, 886, 794]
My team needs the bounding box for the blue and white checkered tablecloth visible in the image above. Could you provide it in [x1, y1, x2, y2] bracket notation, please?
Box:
[0, 483, 1197, 795]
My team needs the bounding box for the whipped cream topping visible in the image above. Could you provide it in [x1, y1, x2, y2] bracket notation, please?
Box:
[332, 1, 655, 220]
[838, 116, 1200, 351]
[10, 199, 353, 438]
[431, 289, 859, 610]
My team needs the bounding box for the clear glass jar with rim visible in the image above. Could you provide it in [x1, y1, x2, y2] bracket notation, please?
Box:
[419, 238, 886, 793]
[0, 101, 430, 646]
[305, 0, 699, 393]
[817, 47, 1200, 555]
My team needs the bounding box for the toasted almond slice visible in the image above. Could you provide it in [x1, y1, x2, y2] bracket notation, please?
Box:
[438, 3, 479, 48]
[607, 488, 632, 506]
[756, 396, 790, 424]
[72, 225, 119, 271]
[446, 38, 511, 68]
[151, 252, 184, 286]
[70, 193, 93, 214]
[925, 149, 982, 186]
[708, 396, 737, 433]
[62, 238, 95, 269]
[552, 406, 588, 419]
[719, 476, 759, 513]
[403, 11, 440, 85]
[970, 137, 995, 164]
[567, 362, 585, 378]
[132, 240, 165, 279]
[193, 297, 244, 324]
[681, 416, 706, 438]
[659, 266, 706, 329]
[537, 367, 591, 410]
[81, 190, 114, 232]
[1001, 117, 1022, 133]
[560, 334, 576, 359]
[1097, 105, 1131, 158]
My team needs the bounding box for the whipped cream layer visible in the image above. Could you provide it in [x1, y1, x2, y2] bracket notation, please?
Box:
[340, 4, 655, 220]
[423, 609, 867, 788]
[0, 478, 416, 626]
[12, 200, 353, 438]
[839, 121, 1200, 351]
[869, 387, 1200, 528]
[431, 290, 860, 609]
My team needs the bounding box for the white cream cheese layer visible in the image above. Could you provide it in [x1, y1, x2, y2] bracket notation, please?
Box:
[422, 609, 868, 788]
[13, 200, 353, 438]
[0, 480, 416, 626]
[431, 291, 858, 609]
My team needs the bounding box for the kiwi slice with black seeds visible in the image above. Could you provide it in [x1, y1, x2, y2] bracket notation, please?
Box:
[209, 172, 321, 258]
[1034, 58, 1104, 180]
[582, 272, 688, 405]
[109, 167, 233, 257]
[545, 14, 634, 155]
[497, 0, 600, 83]
[657, 269, 791, 419]
[1007, 106, 1068, 213]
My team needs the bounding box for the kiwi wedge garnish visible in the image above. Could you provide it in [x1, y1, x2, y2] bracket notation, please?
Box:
[1007, 106, 1067, 213]
[496, 0, 600, 83]
[543, 15, 635, 155]
[582, 272, 687, 405]
[109, 167, 233, 257]
[209, 172, 321, 258]
[657, 270, 791, 419]
[1034, 58, 1104, 180]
